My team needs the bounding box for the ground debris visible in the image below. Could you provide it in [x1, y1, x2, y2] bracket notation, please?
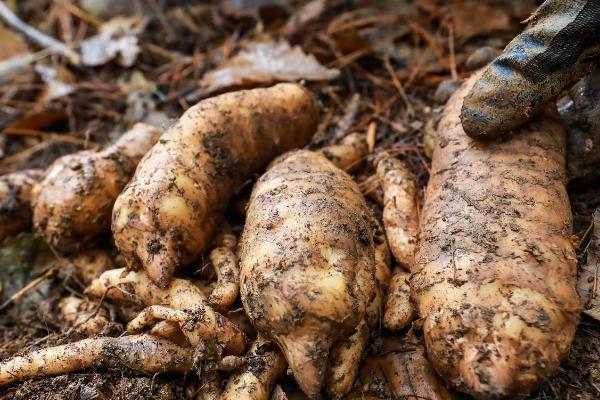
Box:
[198, 38, 339, 96]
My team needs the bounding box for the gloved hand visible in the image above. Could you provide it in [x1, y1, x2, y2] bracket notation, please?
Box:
[460, 0, 600, 139]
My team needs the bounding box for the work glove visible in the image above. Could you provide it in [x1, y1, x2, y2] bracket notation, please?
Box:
[460, 0, 600, 140]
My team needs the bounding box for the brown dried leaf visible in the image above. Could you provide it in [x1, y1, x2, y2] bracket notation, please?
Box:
[199, 38, 339, 95]
[80, 16, 148, 67]
[451, 1, 511, 42]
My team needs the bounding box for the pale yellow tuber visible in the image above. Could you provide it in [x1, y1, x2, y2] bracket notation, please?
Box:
[0, 334, 192, 387]
[112, 83, 318, 288]
[412, 71, 580, 398]
[375, 155, 419, 270]
[32, 123, 161, 254]
[207, 224, 239, 310]
[85, 268, 246, 355]
[239, 150, 375, 398]
[383, 269, 415, 331]
[58, 295, 110, 336]
[222, 336, 287, 400]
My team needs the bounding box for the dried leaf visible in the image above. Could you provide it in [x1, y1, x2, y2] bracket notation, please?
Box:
[10, 110, 68, 130]
[451, 1, 511, 42]
[80, 16, 148, 67]
[281, 0, 328, 35]
[199, 38, 339, 95]
[119, 70, 157, 125]
[35, 64, 76, 103]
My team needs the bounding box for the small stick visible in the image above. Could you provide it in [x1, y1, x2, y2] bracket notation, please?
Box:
[0, 1, 80, 64]
[0, 264, 60, 311]
[446, 6, 458, 81]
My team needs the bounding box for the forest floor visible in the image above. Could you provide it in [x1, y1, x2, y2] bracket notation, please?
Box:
[0, 1, 599, 399]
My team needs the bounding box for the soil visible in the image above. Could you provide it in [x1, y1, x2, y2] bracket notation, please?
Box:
[1, 1, 599, 399]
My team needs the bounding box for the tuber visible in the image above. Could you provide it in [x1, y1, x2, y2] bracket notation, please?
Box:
[0, 334, 192, 387]
[317, 133, 368, 173]
[0, 169, 43, 242]
[32, 123, 161, 254]
[68, 249, 115, 285]
[207, 224, 239, 310]
[383, 269, 415, 331]
[86, 268, 246, 355]
[324, 319, 369, 399]
[112, 83, 318, 288]
[239, 150, 375, 398]
[347, 342, 453, 400]
[375, 154, 419, 270]
[412, 71, 580, 398]
[58, 295, 110, 336]
[221, 335, 287, 400]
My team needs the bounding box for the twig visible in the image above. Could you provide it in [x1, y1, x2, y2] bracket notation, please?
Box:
[446, 6, 458, 81]
[0, 140, 52, 167]
[0, 264, 60, 311]
[0, 1, 80, 64]
[383, 54, 414, 115]
[0, 48, 52, 78]
[3, 128, 94, 146]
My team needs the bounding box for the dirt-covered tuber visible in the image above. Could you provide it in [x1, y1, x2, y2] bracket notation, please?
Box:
[85, 268, 246, 355]
[222, 336, 287, 400]
[32, 123, 161, 254]
[412, 71, 580, 398]
[239, 150, 375, 398]
[112, 83, 318, 288]
[0, 334, 192, 387]
[375, 155, 419, 270]
[58, 295, 110, 336]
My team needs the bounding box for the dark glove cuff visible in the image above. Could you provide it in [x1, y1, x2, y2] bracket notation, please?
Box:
[461, 0, 600, 139]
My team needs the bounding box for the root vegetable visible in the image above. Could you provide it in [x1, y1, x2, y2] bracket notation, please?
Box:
[85, 267, 207, 309]
[317, 133, 368, 172]
[326, 219, 390, 399]
[412, 72, 580, 398]
[58, 296, 109, 336]
[208, 225, 239, 310]
[348, 344, 453, 400]
[375, 155, 418, 270]
[112, 83, 318, 288]
[0, 169, 43, 242]
[32, 123, 161, 254]
[239, 150, 375, 398]
[383, 270, 415, 331]
[365, 218, 392, 327]
[151, 320, 188, 346]
[69, 249, 115, 285]
[324, 319, 368, 399]
[222, 336, 287, 400]
[0, 334, 192, 387]
[86, 268, 246, 355]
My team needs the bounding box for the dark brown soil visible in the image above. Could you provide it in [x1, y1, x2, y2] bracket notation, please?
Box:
[1, 1, 599, 399]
